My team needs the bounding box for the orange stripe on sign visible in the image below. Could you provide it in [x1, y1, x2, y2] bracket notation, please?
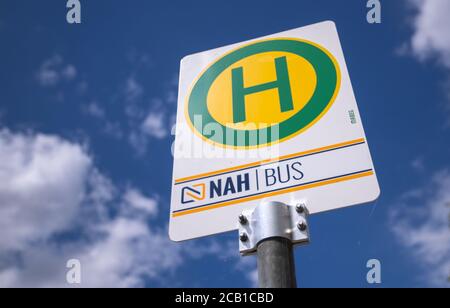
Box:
[172, 170, 374, 218]
[174, 138, 365, 184]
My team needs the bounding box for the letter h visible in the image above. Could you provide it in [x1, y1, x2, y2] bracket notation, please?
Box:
[231, 56, 294, 123]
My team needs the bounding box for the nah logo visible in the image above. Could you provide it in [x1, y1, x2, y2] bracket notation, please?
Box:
[186, 38, 341, 148]
[181, 174, 251, 204]
[181, 184, 206, 204]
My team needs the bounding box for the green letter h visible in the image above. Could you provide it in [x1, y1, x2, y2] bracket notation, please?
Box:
[231, 56, 294, 123]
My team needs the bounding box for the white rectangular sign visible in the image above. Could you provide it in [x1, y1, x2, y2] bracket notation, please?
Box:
[169, 21, 380, 241]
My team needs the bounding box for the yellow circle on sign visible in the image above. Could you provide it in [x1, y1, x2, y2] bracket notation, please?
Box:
[206, 51, 317, 130]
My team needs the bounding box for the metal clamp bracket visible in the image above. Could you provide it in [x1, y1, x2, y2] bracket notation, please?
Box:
[238, 201, 310, 256]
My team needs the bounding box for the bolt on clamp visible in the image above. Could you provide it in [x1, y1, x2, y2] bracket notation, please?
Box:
[238, 201, 310, 256]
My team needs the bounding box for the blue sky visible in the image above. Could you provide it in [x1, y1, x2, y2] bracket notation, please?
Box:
[0, 0, 449, 287]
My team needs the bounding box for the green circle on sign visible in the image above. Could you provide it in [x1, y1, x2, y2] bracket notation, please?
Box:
[187, 38, 340, 148]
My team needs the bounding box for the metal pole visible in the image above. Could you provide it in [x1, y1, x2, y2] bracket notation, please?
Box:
[238, 201, 309, 288]
[257, 237, 297, 288]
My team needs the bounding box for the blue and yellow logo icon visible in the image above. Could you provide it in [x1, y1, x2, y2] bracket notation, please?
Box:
[186, 38, 341, 148]
[181, 183, 206, 204]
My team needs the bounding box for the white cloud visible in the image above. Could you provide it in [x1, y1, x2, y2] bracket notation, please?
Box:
[141, 112, 168, 139]
[182, 239, 258, 287]
[123, 188, 158, 216]
[103, 121, 124, 140]
[247, 269, 258, 288]
[234, 254, 258, 288]
[125, 77, 143, 103]
[81, 102, 126, 140]
[62, 65, 77, 81]
[127, 111, 169, 155]
[404, 0, 450, 118]
[0, 217, 183, 288]
[0, 129, 90, 251]
[166, 90, 177, 105]
[0, 129, 175, 287]
[128, 131, 148, 156]
[74, 218, 182, 287]
[390, 169, 450, 286]
[411, 156, 425, 172]
[0, 128, 252, 287]
[116, 66, 179, 155]
[36, 55, 77, 87]
[121, 72, 176, 154]
[82, 102, 105, 119]
[407, 0, 450, 68]
[127, 50, 152, 68]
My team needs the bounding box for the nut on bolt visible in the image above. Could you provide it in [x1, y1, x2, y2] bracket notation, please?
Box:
[297, 222, 307, 231]
[238, 214, 247, 225]
[239, 232, 248, 242]
[295, 203, 306, 214]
